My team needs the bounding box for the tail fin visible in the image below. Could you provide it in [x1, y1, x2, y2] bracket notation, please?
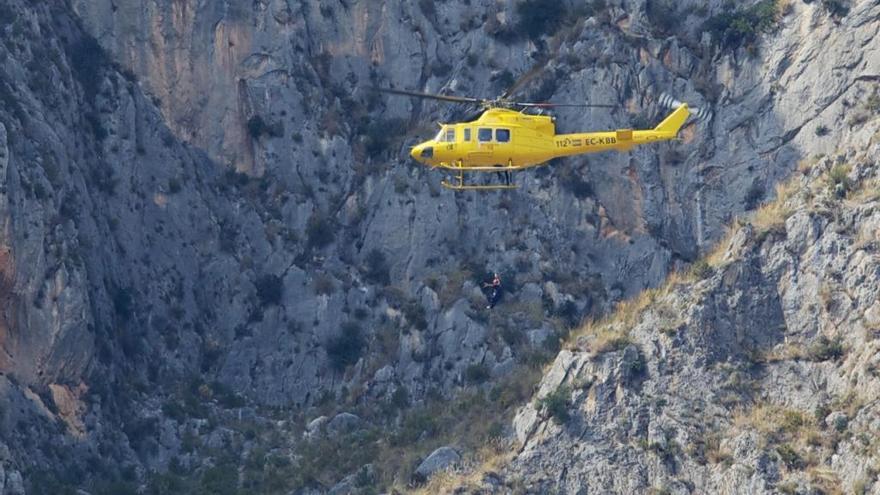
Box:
[654, 105, 690, 136]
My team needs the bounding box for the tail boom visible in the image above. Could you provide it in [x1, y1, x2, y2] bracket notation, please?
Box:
[550, 105, 690, 158]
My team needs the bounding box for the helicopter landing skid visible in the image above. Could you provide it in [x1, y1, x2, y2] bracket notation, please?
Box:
[441, 180, 517, 191]
[440, 161, 518, 191]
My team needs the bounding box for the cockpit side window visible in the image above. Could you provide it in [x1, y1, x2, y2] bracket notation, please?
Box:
[478, 128, 492, 142]
[445, 129, 455, 142]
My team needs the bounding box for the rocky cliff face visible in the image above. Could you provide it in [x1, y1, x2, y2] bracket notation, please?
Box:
[505, 148, 880, 494]
[0, 0, 876, 493]
[65, 0, 880, 409]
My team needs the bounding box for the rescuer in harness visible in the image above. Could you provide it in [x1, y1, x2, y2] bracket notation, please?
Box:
[482, 272, 502, 309]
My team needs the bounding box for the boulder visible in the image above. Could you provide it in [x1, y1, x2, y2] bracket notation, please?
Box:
[326, 412, 362, 436]
[303, 416, 328, 439]
[414, 446, 460, 481]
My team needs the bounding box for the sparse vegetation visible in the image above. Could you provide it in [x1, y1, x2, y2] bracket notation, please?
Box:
[752, 182, 796, 233]
[776, 443, 804, 469]
[515, 0, 565, 40]
[703, 0, 784, 51]
[326, 322, 365, 371]
[536, 385, 571, 424]
[255, 274, 283, 307]
[306, 212, 335, 248]
[464, 363, 490, 384]
[363, 249, 391, 285]
[246, 115, 283, 139]
[68, 35, 107, 102]
[646, 0, 680, 34]
[689, 259, 713, 280]
[826, 164, 853, 196]
[357, 117, 406, 158]
[807, 335, 844, 362]
[744, 182, 765, 210]
[821, 0, 850, 18]
[313, 273, 336, 295]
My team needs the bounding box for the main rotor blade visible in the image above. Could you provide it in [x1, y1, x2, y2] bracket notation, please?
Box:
[373, 87, 484, 105]
[513, 102, 616, 108]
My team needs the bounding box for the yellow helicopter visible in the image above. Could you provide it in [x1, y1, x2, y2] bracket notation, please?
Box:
[379, 89, 708, 190]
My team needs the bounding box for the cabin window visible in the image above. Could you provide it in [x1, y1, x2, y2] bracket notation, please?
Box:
[464, 128, 471, 141]
[478, 128, 493, 142]
[496, 129, 511, 142]
[445, 129, 455, 142]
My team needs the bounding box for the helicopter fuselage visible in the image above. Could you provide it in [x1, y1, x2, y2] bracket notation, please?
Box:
[409, 105, 690, 184]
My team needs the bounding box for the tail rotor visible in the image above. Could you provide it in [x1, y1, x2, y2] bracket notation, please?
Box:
[659, 93, 712, 122]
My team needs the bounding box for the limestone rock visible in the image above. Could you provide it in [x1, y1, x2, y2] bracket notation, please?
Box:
[414, 446, 461, 481]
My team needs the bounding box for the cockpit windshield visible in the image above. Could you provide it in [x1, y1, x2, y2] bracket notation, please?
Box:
[433, 126, 455, 142]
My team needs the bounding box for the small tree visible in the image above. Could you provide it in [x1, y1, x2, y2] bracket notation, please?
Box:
[255, 274, 283, 306]
[464, 363, 490, 384]
[306, 212, 335, 248]
[363, 249, 390, 285]
[537, 385, 571, 424]
[516, 0, 565, 39]
[326, 322, 364, 371]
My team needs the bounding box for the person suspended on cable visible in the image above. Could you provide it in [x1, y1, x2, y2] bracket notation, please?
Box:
[482, 272, 502, 309]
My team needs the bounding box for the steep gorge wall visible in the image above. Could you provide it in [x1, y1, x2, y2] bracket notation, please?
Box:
[0, 0, 876, 492]
[66, 0, 880, 413]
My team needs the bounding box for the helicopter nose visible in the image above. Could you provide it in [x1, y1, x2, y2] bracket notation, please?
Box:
[410, 146, 420, 162]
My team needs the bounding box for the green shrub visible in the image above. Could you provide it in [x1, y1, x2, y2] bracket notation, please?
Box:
[827, 164, 853, 195]
[199, 463, 239, 495]
[516, 0, 565, 40]
[814, 403, 831, 422]
[775, 443, 803, 469]
[833, 414, 848, 432]
[363, 249, 390, 285]
[866, 90, 880, 113]
[0, 5, 15, 27]
[313, 273, 336, 295]
[68, 35, 107, 102]
[493, 70, 515, 91]
[500, 325, 526, 347]
[212, 381, 246, 409]
[627, 352, 647, 379]
[646, 0, 680, 34]
[464, 363, 490, 384]
[703, 0, 780, 51]
[537, 384, 571, 424]
[389, 386, 410, 410]
[168, 178, 182, 194]
[807, 336, 844, 361]
[326, 322, 364, 371]
[402, 300, 428, 330]
[247, 115, 283, 139]
[358, 117, 406, 157]
[821, 0, 850, 18]
[255, 274, 283, 306]
[112, 285, 134, 321]
[690, 259, 713, 280]
[306, 212, 335, 248]
[558, 166, 594, 199]
[744, 182, 765, 209]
